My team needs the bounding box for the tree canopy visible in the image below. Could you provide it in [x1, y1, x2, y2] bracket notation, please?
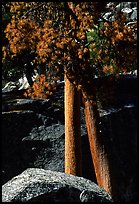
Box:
[2, 2, 137, 99]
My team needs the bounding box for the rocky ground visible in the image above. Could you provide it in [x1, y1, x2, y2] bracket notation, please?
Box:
[2, 75, 137, 202]
[2, 168, 113, 202]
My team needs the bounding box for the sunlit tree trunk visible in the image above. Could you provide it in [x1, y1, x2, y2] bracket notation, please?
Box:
[84, 96, 112, 194]
[64, 74, 82, 176]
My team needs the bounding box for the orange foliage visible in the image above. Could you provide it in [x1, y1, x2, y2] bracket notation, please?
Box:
[24, 74, 57, 99]
[2, 2, 137, 99]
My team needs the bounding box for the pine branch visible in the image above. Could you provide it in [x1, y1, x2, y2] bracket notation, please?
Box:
[21, 2, 46, 19]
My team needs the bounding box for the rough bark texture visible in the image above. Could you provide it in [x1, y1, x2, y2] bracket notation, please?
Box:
[64, 74, 82, 176]
[84, 99, 112, 195]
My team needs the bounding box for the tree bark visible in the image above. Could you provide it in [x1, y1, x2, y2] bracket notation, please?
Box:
[84, 98, 112, 194]
[64, 74, 82, 176]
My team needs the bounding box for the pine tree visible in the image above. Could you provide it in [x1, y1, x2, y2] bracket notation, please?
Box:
[2, 2, 137, 200]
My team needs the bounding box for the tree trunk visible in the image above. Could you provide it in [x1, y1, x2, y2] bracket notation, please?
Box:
[84, 98, 112, 194]
[64, 74, 82, 176]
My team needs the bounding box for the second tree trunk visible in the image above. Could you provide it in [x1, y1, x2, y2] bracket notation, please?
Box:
[84, 99, 112, 194]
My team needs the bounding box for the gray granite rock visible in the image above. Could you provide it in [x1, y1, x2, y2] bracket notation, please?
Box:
[2, 168, 113, 202]
[2, 111, 92, 185]
[103, 2, 137, 23]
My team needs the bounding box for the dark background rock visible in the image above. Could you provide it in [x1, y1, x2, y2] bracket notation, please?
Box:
[2, 112, 96, 185]
[2, 168, 113, 202]
[100, 106, 137, 202]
